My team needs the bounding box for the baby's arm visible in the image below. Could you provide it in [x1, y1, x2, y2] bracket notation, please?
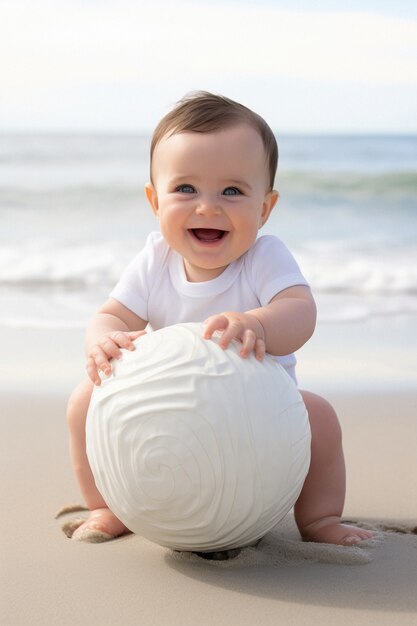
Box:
[203, 285, 316, 359]
[85, 298, 147, 385]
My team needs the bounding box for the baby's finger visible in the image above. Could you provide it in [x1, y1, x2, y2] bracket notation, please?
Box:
[110, 331, 135, 352]
[254, 338, 266, 361]
[203, 314, 228, 339]
[217, 320, 244, 349]
[88, 346, 112, 377]
[128, 330, 147, 342]
[86, 356, 102, 386]
[239, 329, 256, 358]
[99, 336, 123, 360]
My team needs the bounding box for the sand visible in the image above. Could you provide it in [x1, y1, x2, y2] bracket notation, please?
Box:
[1, 322, 417, 626]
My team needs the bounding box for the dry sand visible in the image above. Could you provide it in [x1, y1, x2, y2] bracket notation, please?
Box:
[1, 325, 417, 626]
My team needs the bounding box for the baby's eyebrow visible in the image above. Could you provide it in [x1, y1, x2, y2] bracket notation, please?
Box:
[227, 180, 252, 191]
[171, 174, 191, 179]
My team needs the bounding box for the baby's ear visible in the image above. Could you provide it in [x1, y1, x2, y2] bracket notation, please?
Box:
[260, 190, 279, 227]
[145, 183, 159, 215]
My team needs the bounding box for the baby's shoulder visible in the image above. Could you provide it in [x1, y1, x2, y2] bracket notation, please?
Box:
[124, 231, 171, 282]
[146, 230, 169, 251]
[141, 231, 171, 263]
[244, 235, 298, 280]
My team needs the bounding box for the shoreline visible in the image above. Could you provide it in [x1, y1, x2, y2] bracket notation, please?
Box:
[3, 313, 416, 395]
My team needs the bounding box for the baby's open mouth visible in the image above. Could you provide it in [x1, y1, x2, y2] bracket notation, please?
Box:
[190, 228, 227, 242]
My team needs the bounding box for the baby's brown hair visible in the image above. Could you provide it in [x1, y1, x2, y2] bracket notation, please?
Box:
[150, 91, 278, 190]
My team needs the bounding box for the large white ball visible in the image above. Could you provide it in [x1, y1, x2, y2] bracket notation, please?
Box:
[86, 323, 311, 552]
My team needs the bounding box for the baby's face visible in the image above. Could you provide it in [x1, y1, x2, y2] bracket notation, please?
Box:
[146, 123, 277, 282]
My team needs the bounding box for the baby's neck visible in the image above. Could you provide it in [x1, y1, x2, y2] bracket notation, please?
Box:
[182, 258, 230, 283]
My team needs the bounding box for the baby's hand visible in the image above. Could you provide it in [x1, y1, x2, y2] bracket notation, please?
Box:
[203, 312, 266, 360]
[87, 330, 146, 385]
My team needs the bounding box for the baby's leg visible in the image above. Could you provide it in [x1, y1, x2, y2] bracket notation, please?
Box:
[66, 378, 129, 540]
[294, 391, 373, 545]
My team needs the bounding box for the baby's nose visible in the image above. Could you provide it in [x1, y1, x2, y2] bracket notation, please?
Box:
[195, 194, 221, 216]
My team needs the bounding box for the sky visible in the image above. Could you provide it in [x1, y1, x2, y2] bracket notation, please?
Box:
[1, 0, 416, 133]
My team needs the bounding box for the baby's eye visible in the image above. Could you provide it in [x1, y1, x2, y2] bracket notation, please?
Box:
[223, 186, 242, 196]
[176, 184, 196, 193]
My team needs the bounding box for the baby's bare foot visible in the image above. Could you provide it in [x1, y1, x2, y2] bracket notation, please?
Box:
[72, 507, 130, 543]
[301, 517, 374, 545]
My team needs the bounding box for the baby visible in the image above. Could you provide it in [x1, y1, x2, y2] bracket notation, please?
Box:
[67, 92, 372, 546]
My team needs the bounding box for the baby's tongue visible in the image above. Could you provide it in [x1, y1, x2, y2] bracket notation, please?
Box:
[193, 228, 223, 241]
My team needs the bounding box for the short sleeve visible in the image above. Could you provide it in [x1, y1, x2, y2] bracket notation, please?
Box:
[109, 231, 168, 320]
[247, 235, 309, 305]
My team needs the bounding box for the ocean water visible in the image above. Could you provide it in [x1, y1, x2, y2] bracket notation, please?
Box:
[1, 133, 416, 329]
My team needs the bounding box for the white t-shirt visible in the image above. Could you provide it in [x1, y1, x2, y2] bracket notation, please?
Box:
[110, 231, 309, 383]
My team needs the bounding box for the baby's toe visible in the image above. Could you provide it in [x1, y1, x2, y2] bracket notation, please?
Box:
[342, 534, 362, 545]
[342, 527, 374, 545]
[72, 524, 114, 543]
[61, 517, 86, 539]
